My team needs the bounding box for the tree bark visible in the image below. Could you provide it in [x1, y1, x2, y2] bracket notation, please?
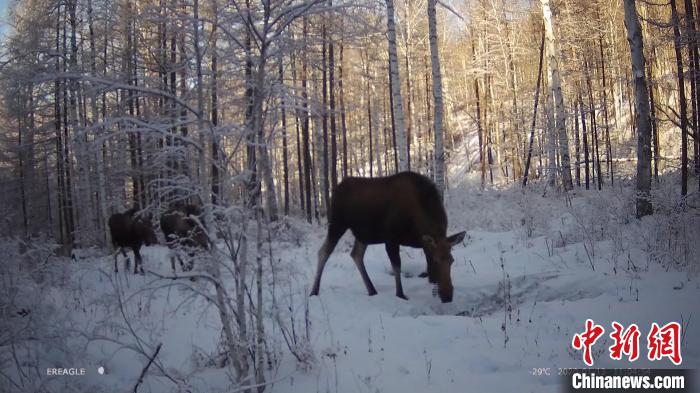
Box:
[291, 51, 305, 213]
[211, 0, 221, 204]
[301, 18, 313, 222]
[598, 36, 614, 185]
[671, 0, 689, 196]
[386, 0, 409, 171]
[624, 0, 653, 217]
[321, 24, 330, 214]
[427, 0, 445, 197]
[579, 94, 590, 190]
[541, 0, 573, 191]
[280, 56, 290, 215]
[339, 40, 349, 179]
[574, 102, 581, 187]
[472, 33, 485, 188]
[684, 0, 700, 178]
[647, 48, 659, 181]
[523, 29, 544, 188]
[328, 0, 338, 189]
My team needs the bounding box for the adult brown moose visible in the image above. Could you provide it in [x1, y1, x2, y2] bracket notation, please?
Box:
[160, 203, 209, 272]
[309, 172, 466, 303]
[108, 208, 158, 274]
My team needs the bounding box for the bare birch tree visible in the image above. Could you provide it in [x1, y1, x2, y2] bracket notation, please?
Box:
[427, 0, 445, 196]
[386, 0, 409, 171]
[541, 0, 573, 191]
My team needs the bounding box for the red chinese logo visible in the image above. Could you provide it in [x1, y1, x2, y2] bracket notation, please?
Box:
[609, 322, 640, 362]
[647, 322, 682, 365]
[571, 320, 682, 366]
[572, 319, 605, 366]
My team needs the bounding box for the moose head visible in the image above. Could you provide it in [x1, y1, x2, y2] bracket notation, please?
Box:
[422, 231, 466, 303]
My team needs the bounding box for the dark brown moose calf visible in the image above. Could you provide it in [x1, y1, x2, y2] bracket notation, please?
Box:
[108, 208, 158, 274]
[310, 171, 465, 303]
[160, 203, 208, 272]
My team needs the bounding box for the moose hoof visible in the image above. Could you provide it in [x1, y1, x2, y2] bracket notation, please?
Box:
[397, 293, 408, 300]
[367, 289, 378, 296]
[309, 289, 319, 297]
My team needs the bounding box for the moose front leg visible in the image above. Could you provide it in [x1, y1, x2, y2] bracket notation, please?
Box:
[113, 249, 120, 273]
[113, 248, 129, 273]
[419, 254, 437, 283]
[385, 243, 408, 300]
[133, 247, 145, 274]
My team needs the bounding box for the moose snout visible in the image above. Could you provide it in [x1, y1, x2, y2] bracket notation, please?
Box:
[438, 284, 453, 303]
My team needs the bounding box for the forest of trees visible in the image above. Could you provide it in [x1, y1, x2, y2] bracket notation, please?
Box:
[2, 1, 700, 390]
[0, 0, 698, 249]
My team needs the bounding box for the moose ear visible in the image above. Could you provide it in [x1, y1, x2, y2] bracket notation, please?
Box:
[422, 235, 437, 249]
[447, 231, 466, 246]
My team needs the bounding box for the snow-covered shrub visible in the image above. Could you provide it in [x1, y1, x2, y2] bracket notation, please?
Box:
[644, 178, 700, 273]
[0, 238, 98, 393]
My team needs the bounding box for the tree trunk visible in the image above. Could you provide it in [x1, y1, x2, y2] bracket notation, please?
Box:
[486, 74, 494, 185]
[585, 58, 603, 190]
[329, 1, 338, 189]
[624, 0, 653, 217]
[211, 0, 221, 204]
[599, 36, 614, 185]
[685, 0, 700, 178]
[671, 0, 689, 196]
[545, 89, 557, 188]
[647, 48, 659, 181]
[193, 0, 209, 207]
[301, 18, 313, 222]
[367, 59, 374, 178]
[388, 58, 399, 172]
[280, 57, 290, 215]
[574, 101, 581, 187]
[321, 25, 330, 215]
[427, 0, 445, 197]
[386, 0, 409, 171]
[339, 40, 349, 179]
[523, 29, 545, 187]
[291, 51, 305, 213]
[579, 95, 590, 190]
[472, 33, 485, 188]
[541, 0, 573, 191]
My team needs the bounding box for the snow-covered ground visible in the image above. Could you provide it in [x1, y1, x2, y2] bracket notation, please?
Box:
[2, 175, 699, 393]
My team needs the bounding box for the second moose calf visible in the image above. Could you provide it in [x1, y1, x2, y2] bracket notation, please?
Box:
[160, 203, 209, 272]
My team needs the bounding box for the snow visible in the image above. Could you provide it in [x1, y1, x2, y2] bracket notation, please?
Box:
[2, 176, 699, 393]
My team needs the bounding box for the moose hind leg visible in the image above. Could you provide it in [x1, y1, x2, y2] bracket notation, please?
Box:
[122, 248, 130, 272]
[351, 240, 377, 296]
[385, 243, 407, 300]
[309, 222, 347, 296]
[310, 226, 344, 296]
